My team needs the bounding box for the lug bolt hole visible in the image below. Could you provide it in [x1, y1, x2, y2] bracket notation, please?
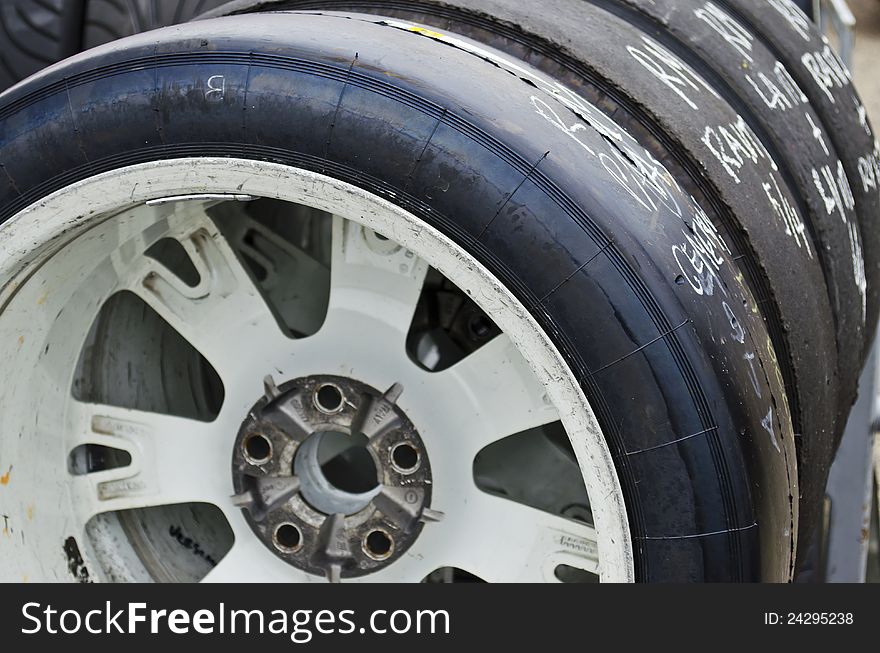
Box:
[314, 383, 345, 414]
[390, 442, 420, 474]
[363, 529, 394, 560]
[243, 434, 272, 465]
[273, 523, 303, 553]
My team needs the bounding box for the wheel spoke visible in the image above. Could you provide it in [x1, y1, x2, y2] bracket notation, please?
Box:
[66, 400, 232, 518]
[448, 490, 599, 582]
[118, 202, 291, 379]
[422, 334, 559, 456]
[282, 215, 431, 377]
[209, 203, 330, 337]
[320, 215, 428, 341]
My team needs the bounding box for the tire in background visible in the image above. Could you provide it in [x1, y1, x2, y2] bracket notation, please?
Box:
[0, 0, 232, 94]
[595, 0, 871, 571]
[82, 0, 228, 49]
[718, 0, 880, 359]
[792, 0, 813, 19]
[0, 0, 84, 92]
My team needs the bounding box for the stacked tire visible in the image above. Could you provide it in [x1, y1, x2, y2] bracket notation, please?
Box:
[1, 0, 877, 581]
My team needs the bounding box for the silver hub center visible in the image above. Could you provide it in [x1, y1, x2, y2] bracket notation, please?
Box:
[293, 431, 382, 516]
[231, 374, 442, 581]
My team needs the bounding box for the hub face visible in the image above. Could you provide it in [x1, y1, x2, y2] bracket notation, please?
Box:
[231, 374, 435, 580]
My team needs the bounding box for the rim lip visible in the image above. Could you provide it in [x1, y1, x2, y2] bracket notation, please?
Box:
[0, 157, 634, 582]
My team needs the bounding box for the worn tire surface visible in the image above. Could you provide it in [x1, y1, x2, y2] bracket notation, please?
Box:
[717, 0, 880, 355]
[82, 0, 228, 48]
[0, 0, 229, 92]
[0, 0, 83, 92]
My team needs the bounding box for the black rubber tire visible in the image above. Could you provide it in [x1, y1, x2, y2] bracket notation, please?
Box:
[594, 0, 870, 569]
[0, 1, 229, 93]
[717, 0, 880, 357]
[82, 0, 228, 49]
[0, 12, 797, 581]
[0, 0, 84, 92]
[203, 0, 855, 573]
[791, 0, 813, 19]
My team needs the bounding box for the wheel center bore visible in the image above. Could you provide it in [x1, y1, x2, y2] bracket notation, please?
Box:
[293, 430, 380, 515]
[230, 374, 442, 581]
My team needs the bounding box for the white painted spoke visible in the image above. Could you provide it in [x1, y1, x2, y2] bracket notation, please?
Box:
[281, 216, 431, 379]
[66, 400, 232, 518]
[118, 202, 290, 379]
[450, 490, 599, 582]
[423, 334, 559, 456]
[210, 205, 330, 337]
[321, 215, 428, 340]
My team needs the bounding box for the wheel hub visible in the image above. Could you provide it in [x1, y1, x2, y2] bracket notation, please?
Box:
[231, 374, 442, 581]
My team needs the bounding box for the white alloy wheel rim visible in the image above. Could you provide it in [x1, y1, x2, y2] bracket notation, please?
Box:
[0, 158, 634, 582]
